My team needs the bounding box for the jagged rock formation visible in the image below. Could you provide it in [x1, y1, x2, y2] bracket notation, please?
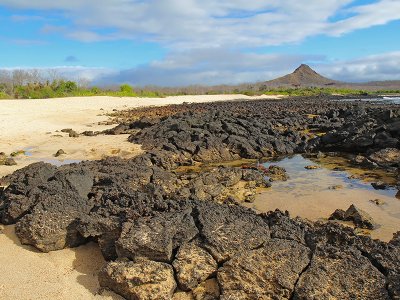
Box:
[0, 97, 399, 299]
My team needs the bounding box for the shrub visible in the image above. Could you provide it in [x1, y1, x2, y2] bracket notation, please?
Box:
[0, 91, 9, 99]
[120, 84, 134, 93]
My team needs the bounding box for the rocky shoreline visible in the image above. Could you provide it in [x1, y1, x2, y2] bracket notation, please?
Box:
[1, 96, 399, 299]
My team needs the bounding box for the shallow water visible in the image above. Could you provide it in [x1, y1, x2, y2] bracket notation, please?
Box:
[340, 97, 400, 105]
[382, 96, 400, 104]
[244, 154, 400, 242]
[41, 158, 82, 166]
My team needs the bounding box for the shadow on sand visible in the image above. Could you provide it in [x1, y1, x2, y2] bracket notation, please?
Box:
[1, 225, 122, 299]
[72, 242, 123, 299]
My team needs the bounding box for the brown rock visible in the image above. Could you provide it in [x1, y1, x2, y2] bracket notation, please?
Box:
[4, 158, 17, 166]
[69, 130, 79, 138]
[81, 130, 95, 136]
[329, 209, 346, 221]
[116, 211, 198, 263]
[15, 210, 85, 252]
[344, 204, 376, 229]
[329, 185, 343, 190]
[329, 204, 376, 230]
[218, 239, 311, 299]
[368, 148, 400, 167]
[305, 165, 320, 170]
[192, 279, 220, 300]
[370, 199, 385, 206]
[61, 128, 73, 133]
[267, 165, 289, 181]
[99, 259, 177, 300]
[172, 292, 194, 300]
[54, 149, 66, 157]
[173, 243, 218, 291]
[294, 248, 389, 299]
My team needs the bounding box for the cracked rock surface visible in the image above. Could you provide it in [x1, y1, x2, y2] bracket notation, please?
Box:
[1, 97, 399, 299]
[218, 239, 311, 299]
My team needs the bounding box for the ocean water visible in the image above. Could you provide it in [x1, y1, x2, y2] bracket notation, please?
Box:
[340, 97, 400, 105]
[382, 97, 400, 104]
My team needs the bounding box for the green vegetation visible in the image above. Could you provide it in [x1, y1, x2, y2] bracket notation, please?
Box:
[0, 92, 9, 99]
[0, 80, 169, 99]
[0, 77, 399, 100]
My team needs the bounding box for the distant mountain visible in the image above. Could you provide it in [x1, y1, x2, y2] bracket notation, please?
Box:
[136, 64, 400, 94]
[263, 64, 340, 87]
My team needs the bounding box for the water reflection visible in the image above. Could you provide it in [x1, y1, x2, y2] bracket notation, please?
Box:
[244, 154, 400, 241]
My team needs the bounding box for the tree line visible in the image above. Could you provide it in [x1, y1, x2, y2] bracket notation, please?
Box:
[1, 69, 398, 99]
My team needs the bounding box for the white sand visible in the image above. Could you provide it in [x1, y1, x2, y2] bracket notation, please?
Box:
[0, 226, 124, 300]
[0, 94, 281, 299]
[0, 94, 281, 177]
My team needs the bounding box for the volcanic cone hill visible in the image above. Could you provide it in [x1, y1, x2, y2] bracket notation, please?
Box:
[263, 64, 340, 88]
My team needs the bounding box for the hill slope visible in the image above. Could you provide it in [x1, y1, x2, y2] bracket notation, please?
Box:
[263, 64, 340, 87]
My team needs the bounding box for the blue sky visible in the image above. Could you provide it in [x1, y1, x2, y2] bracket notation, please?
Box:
[0, 0, 399, 86]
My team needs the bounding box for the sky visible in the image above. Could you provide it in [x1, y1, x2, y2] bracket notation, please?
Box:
[0, 0, 400, 86]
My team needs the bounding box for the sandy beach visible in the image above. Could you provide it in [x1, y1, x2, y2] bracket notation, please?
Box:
[0, 94, 281, 177]
[0, 94, 281, 300]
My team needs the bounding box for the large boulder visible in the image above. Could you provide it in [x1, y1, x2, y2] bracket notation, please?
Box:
[116, 210, 198, 262]
[99, 259, 177, 300]
[15, 210, 85, 252]
[218, 239, 311, 299]
[196, 202, 270, 263]
[0, 162, 57, 224]
[293, 246, 390, 299]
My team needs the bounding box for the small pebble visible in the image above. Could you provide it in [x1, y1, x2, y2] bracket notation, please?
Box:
[54, 149, 66, 157]
[69, 131, 79, 138]
[4, 158, 17, 166]
[333, 167, 346, 171]
[371, 181, 389, 190]
[305, 165, 320, 170]
[329, 185, 343, 190]
[370, 199, 385, 206]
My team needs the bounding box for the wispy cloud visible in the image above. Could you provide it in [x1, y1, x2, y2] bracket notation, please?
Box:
[96, 48, 325, 86]
[316, 51, 400, 82]
[3, 50, 400, 86]
[1, 0, 399, 48]
[94, 49, 400, 86]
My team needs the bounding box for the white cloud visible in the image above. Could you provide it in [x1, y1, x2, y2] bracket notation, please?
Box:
[95, 48, 325, 86]
[93, 49, 400, 86]
[3, 50, 400, 86]
[1, 0, 399, 48]
[326, 0, 400, 36]
[315, 51, 400, 82]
